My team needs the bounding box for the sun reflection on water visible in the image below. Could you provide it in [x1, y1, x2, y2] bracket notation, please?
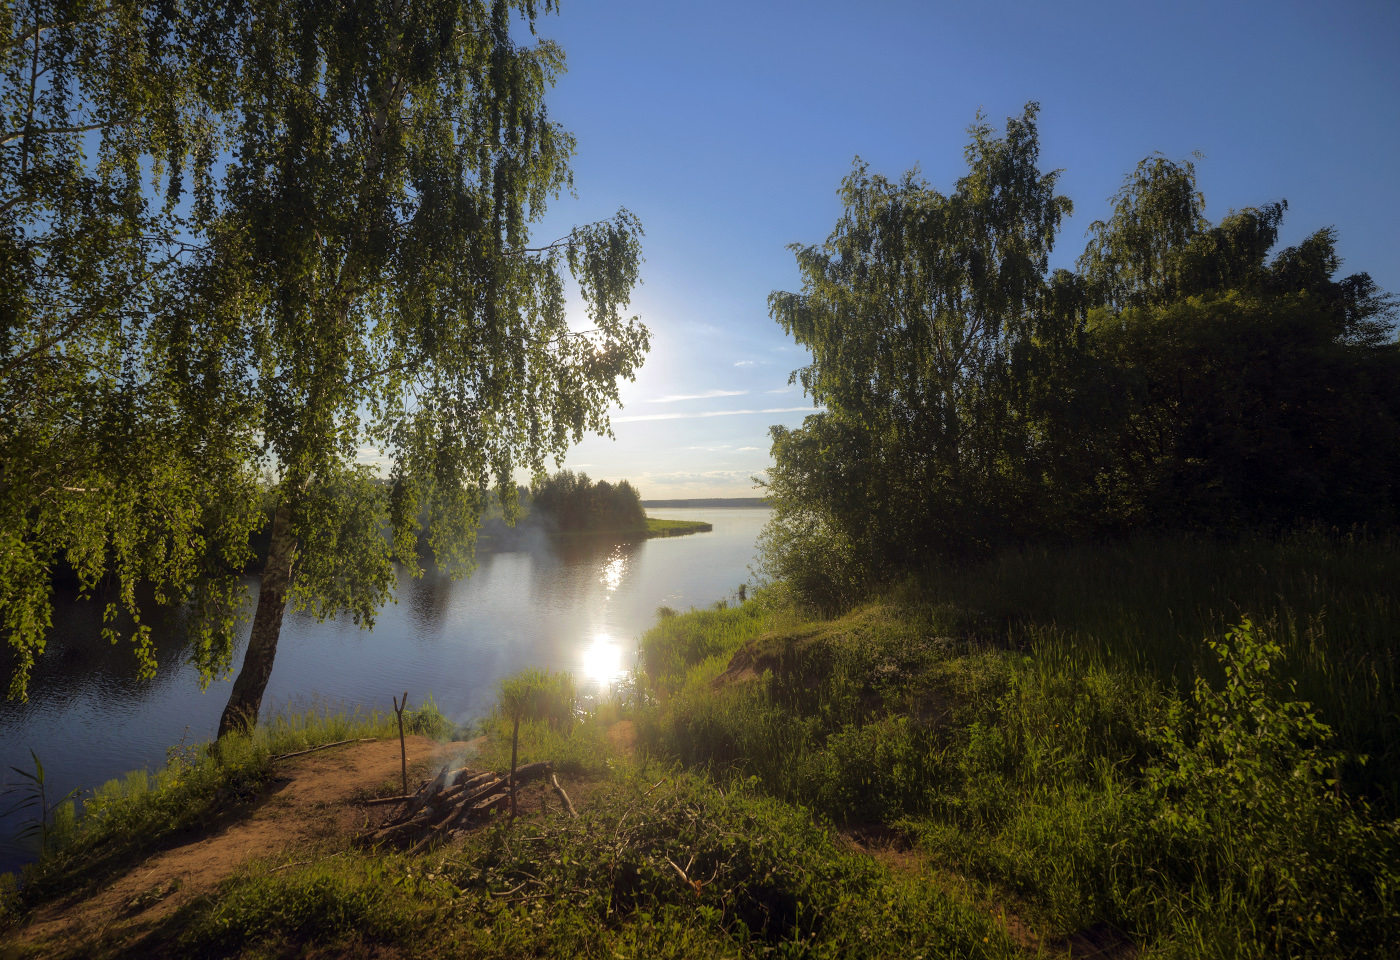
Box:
[600, 550, 626, 592]
[581, 632, 625, 684]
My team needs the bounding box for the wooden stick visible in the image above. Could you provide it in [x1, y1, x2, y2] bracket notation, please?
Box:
[551, 773, 577, 819]
[271, 738, 375, 762]
[392, 691, 409, 797]
[509, 712, 521, 819]
[271, 852, 342, 873]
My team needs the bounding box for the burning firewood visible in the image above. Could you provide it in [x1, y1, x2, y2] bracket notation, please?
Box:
[360, 760, 559, 852]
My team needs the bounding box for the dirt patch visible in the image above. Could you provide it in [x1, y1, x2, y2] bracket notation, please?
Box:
[840, 822, 925, 876]
[14, 736, 468, 958]
[606, 720, 637, 757]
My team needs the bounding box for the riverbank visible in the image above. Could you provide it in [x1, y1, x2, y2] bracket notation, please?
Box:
[6, 532, 1397, 957]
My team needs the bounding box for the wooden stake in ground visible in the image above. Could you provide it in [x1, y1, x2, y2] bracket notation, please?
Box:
[509, 711, 520, 818]
[392, 691, 409, 797]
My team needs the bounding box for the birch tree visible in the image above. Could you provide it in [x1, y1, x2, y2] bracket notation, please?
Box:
[0, 1, 649, 739]
[202, 0, 647, 737]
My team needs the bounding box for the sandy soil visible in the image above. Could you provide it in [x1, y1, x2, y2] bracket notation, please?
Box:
[12, 735, 474, 958]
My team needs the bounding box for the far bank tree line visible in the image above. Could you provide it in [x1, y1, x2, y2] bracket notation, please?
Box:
[761, 104, 1399, 607]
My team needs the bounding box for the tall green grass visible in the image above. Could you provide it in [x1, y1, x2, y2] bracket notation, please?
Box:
[637, 533, 1400, 958]
[904, 531, 1400, 803]
[639, 596, 788, 688]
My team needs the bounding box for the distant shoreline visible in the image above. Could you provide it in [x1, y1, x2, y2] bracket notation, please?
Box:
[641, 498, 770, 508]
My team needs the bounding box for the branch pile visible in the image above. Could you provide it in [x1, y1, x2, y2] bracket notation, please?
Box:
[360, 761, 554, 854]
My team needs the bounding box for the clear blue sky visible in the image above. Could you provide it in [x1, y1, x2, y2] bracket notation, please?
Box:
[521, 0, 1399, 499]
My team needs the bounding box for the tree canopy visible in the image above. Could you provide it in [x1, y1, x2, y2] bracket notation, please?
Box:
[761, 105, 1398, 606]
[1, 0, 260, 699]
[1, 0, 650, 735]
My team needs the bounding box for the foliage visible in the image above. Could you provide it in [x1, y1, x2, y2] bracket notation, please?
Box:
[645, 517, 712, 536]
[0, 0, 264, 700]
[764, 103, 1076, 575]
[498, 667, 577, 730]
[1136, 619, 1399, 956]
[760, 108, 1399, 603]
[403, 693, 454, 740]
[1, 750, 80, 855]
[1, 1, 651, 731]
[639, 599, 772, 688]
[530, 469, 647, 533]
[183, 862, 413, 954]
[1147, 619, 1340, 827]
[902, 530, 1400, 803]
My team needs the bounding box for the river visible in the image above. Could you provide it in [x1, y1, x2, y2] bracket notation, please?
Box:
[0, 507, 769, 875]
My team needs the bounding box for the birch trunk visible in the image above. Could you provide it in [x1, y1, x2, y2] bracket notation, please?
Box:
[218, 500, 297, 739]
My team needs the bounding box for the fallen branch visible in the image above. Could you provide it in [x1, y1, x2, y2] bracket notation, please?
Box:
[551, 773, 577, 819]
[272, 739, 376, 762]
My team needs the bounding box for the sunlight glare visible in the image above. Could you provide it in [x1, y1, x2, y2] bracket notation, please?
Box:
[601, 551, 626, 592]
[582, 632, 625, 684]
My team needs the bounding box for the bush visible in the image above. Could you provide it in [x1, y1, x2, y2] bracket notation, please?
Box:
[1136, 619, 1400, 956]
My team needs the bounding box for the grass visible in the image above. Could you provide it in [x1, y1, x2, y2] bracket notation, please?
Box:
[0, 695, 451, 921]
[6, 530, 1397, 958]
[539, 516, 712, 541]
[635, 532, 1400, 958]
[168, 771, 1015, 960]
[644, 517, 714, 537]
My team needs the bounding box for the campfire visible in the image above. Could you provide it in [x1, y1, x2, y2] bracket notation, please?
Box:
[360, 759, 575, 856]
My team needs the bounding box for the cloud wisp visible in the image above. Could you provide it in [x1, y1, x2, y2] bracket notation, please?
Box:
[650, 389, 748, 403]
[614, 405, 817, 423]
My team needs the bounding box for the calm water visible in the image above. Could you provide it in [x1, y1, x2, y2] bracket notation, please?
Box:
[0, 507, 769, 874]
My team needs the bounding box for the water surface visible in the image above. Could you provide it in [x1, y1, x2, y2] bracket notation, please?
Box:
[0, 507, 768, 874]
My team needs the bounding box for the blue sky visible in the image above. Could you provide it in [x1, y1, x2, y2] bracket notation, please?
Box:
[521, 0, 1400, 499]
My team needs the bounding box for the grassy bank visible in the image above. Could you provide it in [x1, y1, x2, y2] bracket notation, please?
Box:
[638, 531, 1400, 958]
[6, 532, 1397, 958]
[541, 516, 714, 540]
[645, 516, 713, 537]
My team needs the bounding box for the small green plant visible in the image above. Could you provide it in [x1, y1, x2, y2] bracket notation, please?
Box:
[1141, 618, 1400, 955]
[404, 693, 454, 739]
[1148, 618, 1340, 827]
